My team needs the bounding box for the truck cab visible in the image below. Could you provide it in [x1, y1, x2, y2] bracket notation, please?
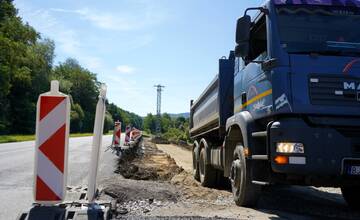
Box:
[190, 0, 360, 208]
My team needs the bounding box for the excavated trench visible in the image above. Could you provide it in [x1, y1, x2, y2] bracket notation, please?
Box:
[99, 139, 360, 220]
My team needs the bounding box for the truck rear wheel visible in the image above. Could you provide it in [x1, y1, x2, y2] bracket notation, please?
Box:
[230, 144, 260, 207]
[341, 186, 360, 209]
[192, 141, 200, 181]
[199, 147, 217, 187]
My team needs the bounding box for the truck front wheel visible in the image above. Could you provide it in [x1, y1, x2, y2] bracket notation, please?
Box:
[230, 144, 260, 207]
[341, 186, 360, 209]
[199, 147, 217, 187]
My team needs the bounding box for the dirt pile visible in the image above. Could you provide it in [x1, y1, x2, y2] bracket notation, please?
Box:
[102, 140, 237, 218]
[170, 172, 233, 203]
[115, 141, 183, 181]
[111, 140, 232, 204]
[102, 141, 185, 217]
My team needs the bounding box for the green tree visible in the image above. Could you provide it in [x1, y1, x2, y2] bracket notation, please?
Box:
[0, 0, 56, 134]
[0, 0, 143, 135]
[175, 116, 186, 129]
[70, 103, 84, 133]
[103, 111, 114, 134]
[143, 112, 190, 143]
[143, 113, 156, 134]
[52, 58, 99, 132]
[107, 102, 143, 131]
[161, 113, 172, 133]
[0, 0, 17, 21]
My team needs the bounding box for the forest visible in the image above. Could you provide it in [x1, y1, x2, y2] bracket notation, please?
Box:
[0, 0, 142, 135]
[143, 113, 190, 143]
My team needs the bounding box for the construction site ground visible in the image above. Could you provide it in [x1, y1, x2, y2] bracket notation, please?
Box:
[99, 139, 360, 220]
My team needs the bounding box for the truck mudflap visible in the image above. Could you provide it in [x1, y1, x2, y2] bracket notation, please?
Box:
[269, 117, 360, 178]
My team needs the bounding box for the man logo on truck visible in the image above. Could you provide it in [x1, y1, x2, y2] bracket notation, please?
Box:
[343, 82, 360, 90]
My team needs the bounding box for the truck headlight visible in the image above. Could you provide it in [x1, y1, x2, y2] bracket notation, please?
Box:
[276, 142, 304, 154]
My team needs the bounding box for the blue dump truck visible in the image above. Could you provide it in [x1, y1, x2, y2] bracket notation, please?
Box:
[190, 0, 360, 207]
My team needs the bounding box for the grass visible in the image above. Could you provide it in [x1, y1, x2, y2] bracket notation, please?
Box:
[0, 131, 113, 144]
[141, 130, 151, 138]
[69, 133, 94, 138]
[0, 134, 35, 143]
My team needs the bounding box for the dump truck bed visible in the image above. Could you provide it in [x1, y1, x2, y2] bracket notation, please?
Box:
[190, 52, 235, 138]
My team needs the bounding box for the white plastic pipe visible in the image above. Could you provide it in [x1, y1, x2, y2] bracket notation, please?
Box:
[87, 84, 107, 203]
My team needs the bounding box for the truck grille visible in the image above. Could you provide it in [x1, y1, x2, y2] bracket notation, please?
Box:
[309, 74, 360, 106]
[336, 127, 360, 138]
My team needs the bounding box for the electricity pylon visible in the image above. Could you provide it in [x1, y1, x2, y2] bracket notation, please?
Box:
[154, 84, 165, 135]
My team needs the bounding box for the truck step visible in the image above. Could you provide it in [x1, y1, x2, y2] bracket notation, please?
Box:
[252, 180, 270, 186]
[251, 155, 268, 160]
[251, 131, 267, 138]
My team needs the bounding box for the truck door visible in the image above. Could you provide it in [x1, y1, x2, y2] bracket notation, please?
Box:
[234, 14, 273, 119]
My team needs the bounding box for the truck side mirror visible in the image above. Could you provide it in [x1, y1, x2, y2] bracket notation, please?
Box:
[235, 44, 249, 58]
[235, 15, 251, 58]
[236, 15, 251, 44]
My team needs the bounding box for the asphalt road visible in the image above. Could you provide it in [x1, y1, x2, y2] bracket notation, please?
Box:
[0, 134, 119, 220]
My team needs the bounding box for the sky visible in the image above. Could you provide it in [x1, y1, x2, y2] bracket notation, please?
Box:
[15, 0, 263, 116]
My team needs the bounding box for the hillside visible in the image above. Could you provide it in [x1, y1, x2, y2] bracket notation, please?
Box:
[168, 112, 190, 118]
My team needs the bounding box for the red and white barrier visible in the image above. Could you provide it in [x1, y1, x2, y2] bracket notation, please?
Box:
[130, 128, 142, 141]
[33, 80, 70, 204]
[124, 126, 131, 145]
[113, 121, 121, 146]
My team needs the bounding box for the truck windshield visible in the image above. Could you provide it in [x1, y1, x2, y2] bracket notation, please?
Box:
[276, 6, 360, 56]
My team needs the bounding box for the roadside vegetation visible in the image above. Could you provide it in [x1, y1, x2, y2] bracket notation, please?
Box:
[0, 0, 142, 138]
[0, 134, 35, 143]
[0, 132, 115, 144]
[143, 113, 190, 144]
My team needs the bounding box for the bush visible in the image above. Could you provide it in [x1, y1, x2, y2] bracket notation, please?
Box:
[144, 113, 190, 145]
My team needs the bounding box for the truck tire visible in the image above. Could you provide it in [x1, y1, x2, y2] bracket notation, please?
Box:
[192, 141, 200, 181]
[230, 144, 260, 207]
[341, 186, 360, 209]
[199, 147, 217, 187]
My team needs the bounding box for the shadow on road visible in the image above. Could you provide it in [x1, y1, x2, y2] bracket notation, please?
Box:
[255, 185, 360, 220]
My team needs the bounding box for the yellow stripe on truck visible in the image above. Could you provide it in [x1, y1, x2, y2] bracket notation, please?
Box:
[235, 89, 272, 112]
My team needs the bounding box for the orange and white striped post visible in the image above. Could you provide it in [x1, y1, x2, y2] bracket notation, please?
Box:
[33, 80, 70, 204]
[130, 128, 141, 141]
[113, 121, 121, 147]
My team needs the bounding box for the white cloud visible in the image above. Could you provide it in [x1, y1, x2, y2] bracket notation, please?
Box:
[55, 30, 80, 55]
[15, 1, 165, 72]
[82, 56, 103, 70]
[15, 2, 104, 72]
[104, 75, 156, 116]
[116, 65, 136, 74]
[16, 5, 78, 55]
[24, 9, 58, 31]
[14, 0, 161, 115]
[50, 6, 166, 31]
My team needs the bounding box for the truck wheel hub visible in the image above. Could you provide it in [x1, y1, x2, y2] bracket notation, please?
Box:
[231, 159, 241, 189]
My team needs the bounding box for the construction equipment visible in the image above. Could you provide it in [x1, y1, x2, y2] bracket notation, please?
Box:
[190, 0, 360, 208]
